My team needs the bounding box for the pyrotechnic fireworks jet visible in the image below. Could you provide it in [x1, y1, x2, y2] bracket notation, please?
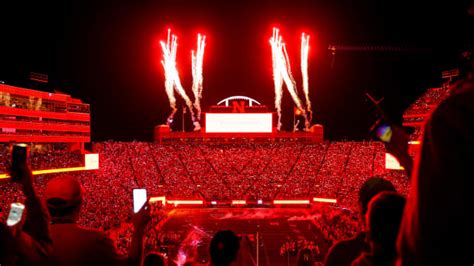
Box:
[171, 67, 195, 121]
[270, 28, 309, 130]
[270, 28, 284, 130]
[281, 43, 304, 113]
[160, 30, 178, 122]
[301, 33, 312, 125]
[191, 34, 206, 123]
[160, 29, 196, 124]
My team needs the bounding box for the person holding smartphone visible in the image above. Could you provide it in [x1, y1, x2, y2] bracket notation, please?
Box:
[1, 144, 53, 266]
[43, 175, 151, 266]
[367, 93, 414, 175]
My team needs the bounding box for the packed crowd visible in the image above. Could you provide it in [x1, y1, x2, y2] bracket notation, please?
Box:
[1, 141, 409, 226]
[403, 87, 450, 117]
[403, 87, 451, 140]
[2, 50, 471, 266]
[309, 205, 361, 247]
[279, 238, 321, 259]
[95, 141, 408, 208]
[0, 140, 409, 263]
[0, 145, 83, 173]
[110, 204, 169, 255]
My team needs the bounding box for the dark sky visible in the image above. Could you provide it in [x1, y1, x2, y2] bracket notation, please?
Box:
[0, 0, 472, 141]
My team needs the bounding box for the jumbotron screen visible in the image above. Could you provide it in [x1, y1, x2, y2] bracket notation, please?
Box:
[385, 153, 403, 170]
[205, 113, 273, 133]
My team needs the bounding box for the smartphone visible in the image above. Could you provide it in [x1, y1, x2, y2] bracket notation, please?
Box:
[11, 143, 29, 181]
[374, 122, 393, 143]
[133, 189, 147, 213]
[7, 203, 25, 226]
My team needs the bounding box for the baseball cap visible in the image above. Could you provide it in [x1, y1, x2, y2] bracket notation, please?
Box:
[44, 175, 83, 209]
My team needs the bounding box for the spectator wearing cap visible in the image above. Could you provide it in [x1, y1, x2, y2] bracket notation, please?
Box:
[43, 175, 151, 266]
[324, 177, 396, 266]
[352, 192, 406, 266]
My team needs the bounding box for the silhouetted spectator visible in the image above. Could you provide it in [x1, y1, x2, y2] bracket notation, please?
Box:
[209, 230, 259, 266]
[43, 175, 150, 266]
[352, 192, 406, 266]
[143, 251, 166, 266]
[209, 230, 240, 266]
[0, 159, 52, 266]
[396, 55, 474, 265]
[324, 177, 396, 266]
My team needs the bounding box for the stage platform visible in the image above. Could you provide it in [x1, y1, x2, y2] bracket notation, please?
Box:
[154, 125, 324, 143]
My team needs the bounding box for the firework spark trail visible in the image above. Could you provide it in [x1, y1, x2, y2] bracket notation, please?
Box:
[281, 43, 305, 112]
[171, 67, 195, 120]
[191, 34, 206, 121]
[270, 28, 284, 130]
[160, 30, 178, 121]
[270, 28, 309, 130]
[160, 29, 195, 123]
[301, 33, 312, 124]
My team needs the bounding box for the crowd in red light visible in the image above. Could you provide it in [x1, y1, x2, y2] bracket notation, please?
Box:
[95, 141, 408, 203]
[403, 87, 450, 117]
[0, 141, 409, 261]
[403, 87, 451, 141]
[0, 145, 83, 173]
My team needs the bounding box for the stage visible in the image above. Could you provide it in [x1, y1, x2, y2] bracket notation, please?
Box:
[156, 97, 323, 143]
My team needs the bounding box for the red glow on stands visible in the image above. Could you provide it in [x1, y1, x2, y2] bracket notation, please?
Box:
[0, 167, 89, 179]
[0, 106, 90, 121]
[167, 200, 204, 206]
[313, 197, 337, 203]
[273, 200, 310, 205]
[232, 200, 246, 205]
[408, 140, 421, 155]
[0, 135, 90, 143]
[0, 120, 89, 132]
[149, 196, 166, 205]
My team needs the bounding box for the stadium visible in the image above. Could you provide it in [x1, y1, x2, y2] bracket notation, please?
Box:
[0, 79, 452, 265]
[0, 1, 472, 266]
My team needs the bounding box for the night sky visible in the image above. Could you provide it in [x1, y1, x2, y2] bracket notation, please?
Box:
[0, 0, 472, 141]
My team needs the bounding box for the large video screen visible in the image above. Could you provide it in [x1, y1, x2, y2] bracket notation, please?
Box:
[205, 113, 273, 133]
[85, 153, 99, 170]
[385, 153, 403, 170]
